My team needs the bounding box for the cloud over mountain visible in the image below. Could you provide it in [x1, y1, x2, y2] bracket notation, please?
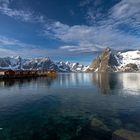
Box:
[0, 0, 140, 64]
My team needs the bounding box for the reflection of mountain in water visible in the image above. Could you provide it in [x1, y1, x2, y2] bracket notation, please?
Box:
[52, 73, 140, 95]
[92, 73, 140, 95]
[92, 73, 118, 95]
[118, 73, 140, 95]
[0, 77, 56, 89]
[1, 73, 140, 96]
[56, 73, 93, 87]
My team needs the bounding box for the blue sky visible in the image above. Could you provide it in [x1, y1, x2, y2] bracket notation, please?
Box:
[0, 0, 140, 64]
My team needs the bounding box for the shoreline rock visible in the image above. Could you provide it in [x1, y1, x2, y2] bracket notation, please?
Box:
[112, 129, 140, 140]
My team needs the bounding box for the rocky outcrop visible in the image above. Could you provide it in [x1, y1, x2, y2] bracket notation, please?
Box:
[120, 63, 139, 72]
[112, 129, 140, 140]
[89, 48, 119, 72]
[89, 48, 140, 72]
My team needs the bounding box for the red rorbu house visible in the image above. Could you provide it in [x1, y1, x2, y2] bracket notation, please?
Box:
[15, 70, 37, 77]
[14, 70, 30, 77]
[0, 70, 15, 77]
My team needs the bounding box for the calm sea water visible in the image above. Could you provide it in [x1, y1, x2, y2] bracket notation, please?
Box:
[0, 73, 140, 140]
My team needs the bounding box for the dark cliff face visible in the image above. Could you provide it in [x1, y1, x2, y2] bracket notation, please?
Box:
[120, 63, 139, 72]
[90, 48, 119, 72]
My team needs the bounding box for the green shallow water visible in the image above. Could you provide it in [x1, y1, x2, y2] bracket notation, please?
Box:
[0, 73, 140, 140]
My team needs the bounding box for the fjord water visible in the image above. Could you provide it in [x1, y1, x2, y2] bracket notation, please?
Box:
[0, 73, 140, 140]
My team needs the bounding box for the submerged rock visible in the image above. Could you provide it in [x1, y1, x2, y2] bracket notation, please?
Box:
[110, 118, 122, 130]
[112, 129, 140, 140]
[90, 118, 111, 139]
[91, 118, 110, 132]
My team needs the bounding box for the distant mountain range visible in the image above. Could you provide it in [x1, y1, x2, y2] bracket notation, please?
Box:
[0, 48, 140, 72]
[0, 56, 89, 72]
[88, 48, 140, 72]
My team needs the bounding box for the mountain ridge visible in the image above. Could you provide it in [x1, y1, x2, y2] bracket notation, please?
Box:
[0, 56, 89, 72]
[1, 48, 140, 73]
[89, 48, 140, 72]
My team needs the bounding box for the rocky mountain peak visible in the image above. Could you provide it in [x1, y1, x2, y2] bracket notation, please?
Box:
[89, 48, 118, 72]
[103, 47, 111, 53]
[89, 48, 140, 72]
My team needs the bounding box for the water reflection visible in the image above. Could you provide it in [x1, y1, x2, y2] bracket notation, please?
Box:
[0, 77, 56, 89]
[56, 73, 93, 87]
[92, 73, 140, 95]
[0, 73, 140, 96]
[118, 73, 140, 95]
[56, 73, 140, 95]
[92, 73, 119, 95]
[0, 73, 140, 140]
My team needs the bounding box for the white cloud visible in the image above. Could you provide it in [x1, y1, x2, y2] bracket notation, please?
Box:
[0, 35, 38, 49]
[60, 44, 102, 53]
[86, 0, 140, 29]
[0, 0, 10, 5]
[0, 0, 140, 56]
[0, 47, 48, 58]
[0, 36, 19, 46]
[44, 21, 140, 53]
[0, 35, 82, 57]
[0, 48, 17, 57]
[79, 0, 93, 7]
[43, 0, 140, 53]
[0, 0, 45, 23]
[110, 0, 140, 29]
[111, 0, 140, 19]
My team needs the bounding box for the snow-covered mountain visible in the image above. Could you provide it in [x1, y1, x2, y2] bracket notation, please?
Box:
[1, 49, 140, 73]
[117, 50, 140, 69]
[0, 56, 89, 72]
[89, 48, 140, 72]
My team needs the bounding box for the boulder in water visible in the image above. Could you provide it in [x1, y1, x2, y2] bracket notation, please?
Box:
[112, 129, 140, 140]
